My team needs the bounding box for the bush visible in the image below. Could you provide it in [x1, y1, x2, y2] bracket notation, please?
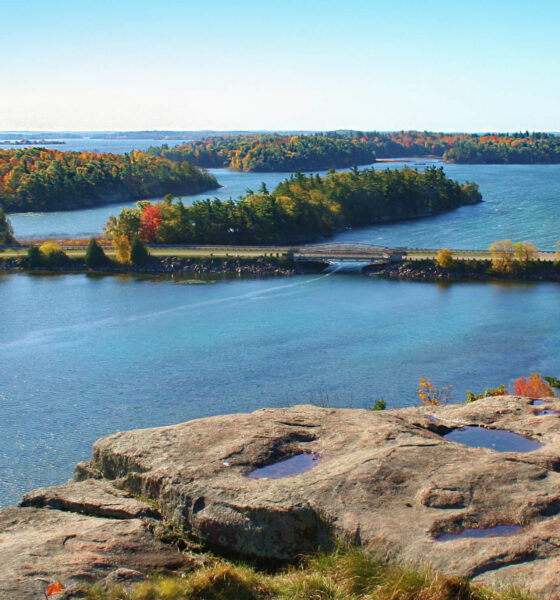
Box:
[436, 248, 454, 269]
[369, 399, 387, 411]
[27, 245, 42, 267]
[130, 236, 150, 266]
[38, 241, 68, 266]
[112, 235, 131, 264]
[85, 238, 108, 268]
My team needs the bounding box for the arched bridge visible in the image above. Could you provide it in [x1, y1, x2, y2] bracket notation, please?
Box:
[290, 243, 406, 264]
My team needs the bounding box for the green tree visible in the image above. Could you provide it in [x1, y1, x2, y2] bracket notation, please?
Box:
[130, 236, 150, 266]
[39, 241, 68, 266]
[27, 245, 42, 267]
[0, 207, 14, 244]
[85, 238, 108, 267]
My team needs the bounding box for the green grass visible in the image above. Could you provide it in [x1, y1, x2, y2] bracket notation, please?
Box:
[85, 545, 536, 600]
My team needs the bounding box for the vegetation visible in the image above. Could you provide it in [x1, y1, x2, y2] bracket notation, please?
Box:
[113, 235, 131, 264]
[466, 374, 556, 402]
[369, 398, 387, 411]
[147, 132, 379, 172]
[105, 166, 481, 245]
[130, 236, 150, 265]
[38, 241, 68, 266]
[0, 207, 14, 243]
[489, 240, 539, 274]
[85, 544, 534, 600]
[147, 130, 560, 171]
[435, 248, 453, 269]
[418, 378, 454, 406]
[0, 147, 219, 212]
[85, 238, 109, 268]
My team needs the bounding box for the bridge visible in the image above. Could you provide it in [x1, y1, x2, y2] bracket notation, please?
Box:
[290, 243, 406, 264]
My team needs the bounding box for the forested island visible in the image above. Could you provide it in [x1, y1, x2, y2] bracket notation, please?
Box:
[0, 148, 219, 212]
[105, 166, 481, 245]
[146, 130, 560, 170]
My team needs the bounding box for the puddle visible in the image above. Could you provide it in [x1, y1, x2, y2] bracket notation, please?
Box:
[246, 453, 320, 479]
[443, 426, 542, 452]
[536, 409, 560, 416]
[532, 400, 547, 406]
[437, 525, 522, 541]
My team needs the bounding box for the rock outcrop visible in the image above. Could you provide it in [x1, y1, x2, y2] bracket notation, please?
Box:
[4, 396, 560, 598]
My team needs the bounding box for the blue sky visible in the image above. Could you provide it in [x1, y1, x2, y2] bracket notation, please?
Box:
[2, 0, 559, 131]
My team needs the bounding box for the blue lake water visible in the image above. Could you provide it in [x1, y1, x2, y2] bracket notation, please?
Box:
[8, 159, 560, 251]
[1, 272, 560, 507]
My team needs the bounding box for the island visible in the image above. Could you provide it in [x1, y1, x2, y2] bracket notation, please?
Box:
[0, 147, 219, 212]
[104, 166, 482, 244]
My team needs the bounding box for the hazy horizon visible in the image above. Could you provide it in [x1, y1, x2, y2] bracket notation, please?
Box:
[2, 0, 559, 132]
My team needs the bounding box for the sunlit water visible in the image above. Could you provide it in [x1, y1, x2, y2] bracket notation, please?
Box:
[1, 272, 560, 506]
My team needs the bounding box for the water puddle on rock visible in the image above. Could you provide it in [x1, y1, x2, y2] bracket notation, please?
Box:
[437, 525, 522, 541]
[443, 426, 542, 452]
[532, 400, 548, 406]
[246, 453, 320, 479]
[536, 409, 560, 416]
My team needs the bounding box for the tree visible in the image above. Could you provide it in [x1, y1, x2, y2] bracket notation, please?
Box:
[27, 245, 42, 267]
[113, 235, 131, 264]
[555, 241, 560, 263]
[0, 207, 14, 244]
[39, 241, 67, 266]
[130, 236, 150, 266]
[139, 203, 163, 242]
[513, 373, 555, 398]
[489, 239, 515, 273]
[85, 238, 108, 267]
[514, 241, 538, 266]
[435, 248, 453, 269]
[418, 378, 453, 406]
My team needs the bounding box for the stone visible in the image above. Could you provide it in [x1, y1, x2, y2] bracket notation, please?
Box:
[20, 479, 160, 520]
[76, 397, 560, 596]
[0, 507, 187, 600]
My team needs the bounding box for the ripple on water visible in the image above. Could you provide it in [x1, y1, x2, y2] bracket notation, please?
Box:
[443, 426, 542, 452]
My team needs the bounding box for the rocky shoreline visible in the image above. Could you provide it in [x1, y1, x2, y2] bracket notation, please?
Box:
[4, 398, 560, 598]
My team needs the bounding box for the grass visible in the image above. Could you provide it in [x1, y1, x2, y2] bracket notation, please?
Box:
[85, 545, 536, 600]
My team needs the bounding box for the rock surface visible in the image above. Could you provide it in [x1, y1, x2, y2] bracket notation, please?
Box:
[4, 397, 560, 598]
[0, 507, 187, 600]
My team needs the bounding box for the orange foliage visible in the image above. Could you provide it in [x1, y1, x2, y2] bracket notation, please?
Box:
[513, 373, 555, 398]
[139, 203, 163, 242]
[46, 582, 65, 598]
[418, 378, 453, 406]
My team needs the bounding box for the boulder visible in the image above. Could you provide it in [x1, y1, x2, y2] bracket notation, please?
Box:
[77, 397, 560, 597]
[0, 507, 187, 600]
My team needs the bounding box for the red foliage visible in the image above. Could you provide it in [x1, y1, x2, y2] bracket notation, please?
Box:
[513, 373, 555, 398]
[46, 582, 65, 598]
[139, 203, 163, 242]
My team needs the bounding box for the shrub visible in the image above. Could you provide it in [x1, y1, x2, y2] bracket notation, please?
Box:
[513, 373, 555, 398]
[38, 241, 68, 266]
[27, 245, 42, 267]
[436, 248, 454, 269]
[113, 235, 131, 264]
[85, 238, 108, 268]
[466, 384, 509, 402]
[369, 399, 387, 411]
[130, 236, 150, 266]
[418, 378, 453, 406]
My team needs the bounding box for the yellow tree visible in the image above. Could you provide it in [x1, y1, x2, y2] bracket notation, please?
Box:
[113, 235, 131, 264]
[489, 239, 515, 273]
[435, 248, 453, 269]
[555, 241, 560, 262]
[514, 241, 538, 266]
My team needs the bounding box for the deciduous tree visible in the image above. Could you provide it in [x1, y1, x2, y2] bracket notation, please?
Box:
[113, 234, 131, 264]
[513, 373, 555, 398]
[436, 248, 453, 269]
[489, 240, 515, 273]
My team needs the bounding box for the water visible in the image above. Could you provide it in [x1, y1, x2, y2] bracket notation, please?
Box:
[1, 272, 560, 507]
[246, 453, 320, 479]
[7, 157, 560, 250]
[443, 426, 542, 452]
[437, 525, 522, 541]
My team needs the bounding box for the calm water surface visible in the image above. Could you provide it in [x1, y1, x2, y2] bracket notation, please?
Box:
[1, 272, 559, 506]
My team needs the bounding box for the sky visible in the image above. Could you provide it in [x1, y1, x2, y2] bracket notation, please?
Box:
[2, 0, 559, 132]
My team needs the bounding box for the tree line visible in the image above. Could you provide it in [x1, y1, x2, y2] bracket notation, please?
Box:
[0, 147, 219, 212]
[104, 166, 481, 245]
[146, 131, 560, 170]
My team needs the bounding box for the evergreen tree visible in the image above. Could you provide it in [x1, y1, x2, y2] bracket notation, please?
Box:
[0, 207, 14, 244]
[27, 245, 42, 267]
[85, 238, 108, 267]
[130, 236, 150, 266]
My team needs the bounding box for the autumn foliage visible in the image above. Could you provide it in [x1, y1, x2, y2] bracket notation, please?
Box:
[45, 581, 65, 598]
[418, 378, 453, 406]
[139, 203, 163, 242]
[513, 373, 555, 398]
